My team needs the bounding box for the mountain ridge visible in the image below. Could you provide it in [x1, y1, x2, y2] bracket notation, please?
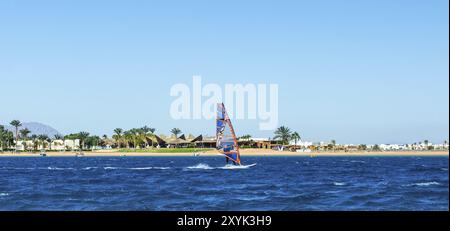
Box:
[3, 122, 61, 138]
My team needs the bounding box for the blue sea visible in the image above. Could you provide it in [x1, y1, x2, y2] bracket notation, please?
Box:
[0, 156, 448, 211]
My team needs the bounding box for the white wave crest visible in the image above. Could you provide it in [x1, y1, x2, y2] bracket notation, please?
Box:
[350, 160, 366, 164]
[46, 167, 75, 170]
[406, 182, 441, 187]
[0, 193, 9, 197]
[2, 167, 36, 170]
[128, 167, 154, 170]
[333, 182, 346, 186]
[186, 164, 214, 170]
[152, 167, 171, 170]
[104, 166, 170, 170]
[128, 167, 171, 170]
[104, 167, 119, 170]
[82, 167, 98, 170]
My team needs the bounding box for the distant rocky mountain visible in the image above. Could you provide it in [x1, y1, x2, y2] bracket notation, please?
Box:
[3, 122, 61, 138]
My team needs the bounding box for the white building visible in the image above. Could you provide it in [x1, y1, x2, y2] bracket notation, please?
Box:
[289, 140, 313, 147]
[379, 144, 408, 151]
[251, 138, 271, 142]
[15, 139, 80, 151]
[433, 143, 449, 150]
[51, 139, 80, 151]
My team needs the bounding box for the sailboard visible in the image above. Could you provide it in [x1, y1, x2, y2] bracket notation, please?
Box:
[216, 103, 243, 166]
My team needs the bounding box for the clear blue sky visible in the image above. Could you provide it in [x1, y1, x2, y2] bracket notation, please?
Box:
[0, 0, 448, 144]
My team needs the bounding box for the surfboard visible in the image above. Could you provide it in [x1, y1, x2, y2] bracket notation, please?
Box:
[216, 154, 257, 168]
[221, 163, 257, 169]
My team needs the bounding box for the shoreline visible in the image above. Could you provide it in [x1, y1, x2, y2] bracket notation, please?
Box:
[0, 149, 448, 157]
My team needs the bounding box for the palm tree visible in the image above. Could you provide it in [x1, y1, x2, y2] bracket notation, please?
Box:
[86, 136, 100, 150]
[140, 126, 150, 148]
[373, 144, 381, 151]
[147, 128, 156, 147]
[22, 141, 28, 151]
[17, 128, 31, 152]
[171, 128, 182, 138]
[10, 120, 22, 152]
[46, 137, 52, 150]
[274, 126, 292, 145]
[133, 128, 145, 149]
[37, 134, 49, 151]
[0, 125, 4, 151]
[239, 135, 253, 148]
[141, 126, 151, 134]
[54, 134, 65, 152]
[291, 132, 301, 147]
[123, 130, 133, 148]
[331, 140, 336, 151]
[358, 144, 367, 151]
[127, 128, 138, 149]
[19, 128, 31, 140]
[122, 129, 140, 149]
[240, 134, 252, 141]
[135, 128, 145, 149]
[78, 132, 90, 152]
[30, 134, 38, 152]
[0, 125, 10, 152]
[113, 128, 123, 148]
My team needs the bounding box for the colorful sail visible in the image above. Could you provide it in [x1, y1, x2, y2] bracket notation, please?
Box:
[216, 103, 242, 165]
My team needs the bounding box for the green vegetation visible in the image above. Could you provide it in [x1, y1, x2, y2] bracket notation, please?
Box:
[118, 148, 212, 153]
[0, 125, 14, 151]
[239, 134, 252, 141]
[274, 126, 294, 145]
[291, 132, 301, 146]
[171, 128, 182, 138]
[358, 144, 367, 151]
[10, 120, 22, 151]
[111, 127, 157, 149]
[2, 119, 448, 153]
[19, 128, 31, 140]
[372, 144, 381, 151]
[112, 128, 123, 148]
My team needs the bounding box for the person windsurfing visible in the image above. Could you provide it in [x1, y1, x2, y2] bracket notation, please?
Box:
[216, 103, 242, 166]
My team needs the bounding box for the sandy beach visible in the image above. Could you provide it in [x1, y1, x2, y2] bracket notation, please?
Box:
[0, 149, 448, 157]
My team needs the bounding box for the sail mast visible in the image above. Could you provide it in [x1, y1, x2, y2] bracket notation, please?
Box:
[222, 103, 241, 165]
[216, 103, 242, 165]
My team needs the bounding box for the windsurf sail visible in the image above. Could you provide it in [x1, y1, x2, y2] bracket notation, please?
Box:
[216, 103, 242, 165]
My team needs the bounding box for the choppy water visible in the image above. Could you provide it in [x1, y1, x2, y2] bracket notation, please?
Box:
[0, 156, 448, 211]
